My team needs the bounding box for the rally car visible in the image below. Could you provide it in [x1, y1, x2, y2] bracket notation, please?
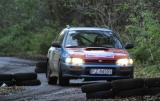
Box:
[46, 27, 134, 86]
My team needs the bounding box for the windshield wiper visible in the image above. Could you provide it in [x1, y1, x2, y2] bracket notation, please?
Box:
[102, 45, 113, 48]
[92, 45, 113, 48]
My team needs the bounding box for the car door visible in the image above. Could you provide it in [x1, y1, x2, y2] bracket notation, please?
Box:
[51, 31, 65, 75]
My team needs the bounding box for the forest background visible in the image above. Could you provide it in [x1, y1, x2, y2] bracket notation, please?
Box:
[0, 0, 159, 77]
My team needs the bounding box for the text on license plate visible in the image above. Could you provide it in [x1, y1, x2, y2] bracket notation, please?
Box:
[90, 69, 112, 75]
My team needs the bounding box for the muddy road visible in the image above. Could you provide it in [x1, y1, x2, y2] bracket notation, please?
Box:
[0, 57, 87, 101]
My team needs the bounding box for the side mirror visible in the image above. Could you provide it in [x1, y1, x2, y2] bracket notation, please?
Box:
[125, 43, 134, 49]
[51, 42, 61, 48]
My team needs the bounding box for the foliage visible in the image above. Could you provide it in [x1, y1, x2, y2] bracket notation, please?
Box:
[0, 0, 159, 76]
[0, 0, 59, 56]
[125, 10, 160, 65]
[135, 64, 160, 78]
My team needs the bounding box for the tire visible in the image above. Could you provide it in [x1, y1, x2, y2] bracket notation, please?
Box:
[58, 72, 69, 86]
[58, 62, 69, 86]
[145, 78, 160, 88]
[35, 61, 47, 73]
[112, 78, 144, 93]
[146, 87, 160, 96]
[16, 79, 41, 86]
[46, 62, 57, 85]
[35, 67, 46, 73]
[14, 73, 37, 81]
[81, 82, 111, 93]
[0, 74, 13, 81]
[0, 81, 15, 86]
[48, 77, 57, 85]
[36, 61, 47, 68]
[116, 88, 146, 97]
[86, 90, 114, 99]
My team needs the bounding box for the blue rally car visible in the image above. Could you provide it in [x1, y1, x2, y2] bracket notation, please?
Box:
[46, 27, 134, 86]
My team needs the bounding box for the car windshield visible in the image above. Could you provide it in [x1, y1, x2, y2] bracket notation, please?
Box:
[65, 30, 123, 48]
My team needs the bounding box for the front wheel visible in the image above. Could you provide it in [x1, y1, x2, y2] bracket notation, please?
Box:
[58, 76, 69, 86]
[58, 62, 69, 86]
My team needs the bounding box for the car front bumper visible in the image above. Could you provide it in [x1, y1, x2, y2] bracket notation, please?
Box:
[61, 62, 133, 81]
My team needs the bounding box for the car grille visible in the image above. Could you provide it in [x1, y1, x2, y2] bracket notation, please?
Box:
[85, 59, 116, 64]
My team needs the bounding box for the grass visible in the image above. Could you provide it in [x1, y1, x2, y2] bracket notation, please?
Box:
[0, 86, 23, 95]
[135, 64, 160, 78]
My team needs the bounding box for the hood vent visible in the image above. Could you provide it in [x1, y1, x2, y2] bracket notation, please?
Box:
[85, 47, 109, 51]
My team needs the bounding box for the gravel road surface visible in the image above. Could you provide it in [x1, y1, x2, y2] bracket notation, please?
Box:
[0, 57, 87, 101]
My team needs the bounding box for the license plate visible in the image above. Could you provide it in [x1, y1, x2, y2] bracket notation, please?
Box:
[90, 69, 112, 75]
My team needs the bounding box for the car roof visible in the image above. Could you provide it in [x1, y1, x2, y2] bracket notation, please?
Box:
[65, 27, 112, 32]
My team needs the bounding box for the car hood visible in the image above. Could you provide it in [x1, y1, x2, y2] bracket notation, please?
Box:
[65, 47, 129, 60]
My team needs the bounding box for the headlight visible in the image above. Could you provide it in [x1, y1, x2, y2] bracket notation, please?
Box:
[116, 58, 133, 66]
[65, 57, 84, 65]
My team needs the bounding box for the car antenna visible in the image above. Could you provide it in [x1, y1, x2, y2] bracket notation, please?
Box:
[66, 25, 70, 29]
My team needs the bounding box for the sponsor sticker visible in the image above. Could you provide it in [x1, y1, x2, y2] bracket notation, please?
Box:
[86, 51, 114, 58]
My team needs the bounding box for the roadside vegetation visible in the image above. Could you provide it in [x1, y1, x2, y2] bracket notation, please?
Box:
[0, 86, 23, 95]
[0, 0, 159, 77]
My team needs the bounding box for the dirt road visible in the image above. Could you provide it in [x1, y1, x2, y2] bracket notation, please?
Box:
[0, 57, 86, 101]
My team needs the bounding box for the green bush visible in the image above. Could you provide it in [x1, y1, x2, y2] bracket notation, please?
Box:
[0, 25, 58, 56]
[124, 11, 160, 66]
